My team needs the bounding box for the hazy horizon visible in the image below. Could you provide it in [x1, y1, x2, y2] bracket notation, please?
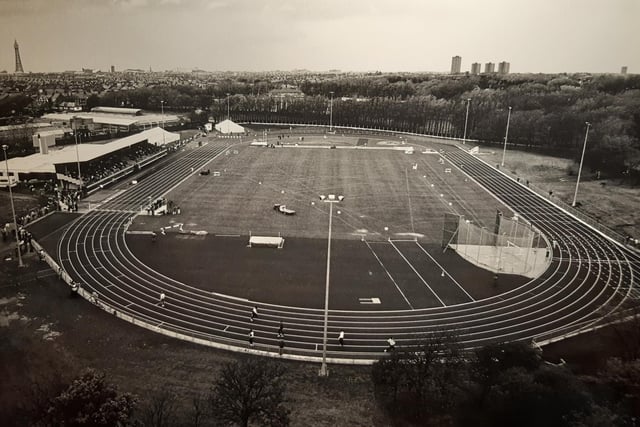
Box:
[0, 0, 637, 74]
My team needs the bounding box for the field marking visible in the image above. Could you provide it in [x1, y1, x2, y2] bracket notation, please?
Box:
[363, 240, 414, 309]
[405, 168, 415, 233]
[414, 241, 475, 302]
[389, 241, 446, 307]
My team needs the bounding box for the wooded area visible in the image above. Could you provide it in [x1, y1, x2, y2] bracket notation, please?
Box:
[89, 73, 640, 182]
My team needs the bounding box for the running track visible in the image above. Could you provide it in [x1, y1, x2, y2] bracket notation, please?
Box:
[56, 138, 640, 363]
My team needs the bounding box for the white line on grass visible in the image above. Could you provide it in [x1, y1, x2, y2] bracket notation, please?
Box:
[405, 168, 415, 233]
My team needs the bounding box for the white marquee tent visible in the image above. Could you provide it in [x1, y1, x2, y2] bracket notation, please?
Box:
[215, 119, 245, 134]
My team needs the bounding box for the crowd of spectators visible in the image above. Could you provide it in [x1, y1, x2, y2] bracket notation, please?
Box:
[0, 225, 36, 258]
[63, 141, 164, 187]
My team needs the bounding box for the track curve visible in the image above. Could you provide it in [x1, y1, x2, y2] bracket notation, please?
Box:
[57, 137, 639, 363]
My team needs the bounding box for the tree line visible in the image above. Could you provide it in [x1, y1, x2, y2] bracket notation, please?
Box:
[50, 72, 640, 182]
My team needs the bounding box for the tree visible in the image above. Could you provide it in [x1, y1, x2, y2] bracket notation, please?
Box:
[85, 94, 101, 111]
[39, 369, 138, 426]
[209, 358, 289, 427]
[471, 365, 610, 427]
[598, 358, 640, 421]
[141, 385, 178, 427]
[371, 331, 467, 426]
[473, 341, 542, 384]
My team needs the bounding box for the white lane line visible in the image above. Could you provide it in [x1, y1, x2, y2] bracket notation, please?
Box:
[414, 241, 475, 302]
[363, 240, 414, 309]
[211, 292, 249, 302]
[389, 240, 446, 307]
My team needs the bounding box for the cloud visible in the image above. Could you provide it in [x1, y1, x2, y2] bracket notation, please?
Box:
[204, 0, 231, 9]
[110, 0, 149, 8]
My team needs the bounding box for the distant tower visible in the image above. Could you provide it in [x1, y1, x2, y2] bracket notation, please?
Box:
[621, 66, 628, 75]
[498, 61, 510, 74]
[471, 62, 481, 75]
[451, 56, 462, 74]
[14, 40, 24, 73]
[484, 62, 495, 74]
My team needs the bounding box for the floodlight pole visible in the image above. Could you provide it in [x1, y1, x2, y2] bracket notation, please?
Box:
[226, 93, 230, 120]
[572, 122, 591, 207]
[319, 195, 342, 377]
[329, 91, 334, 132]
[2, 144, 23, 267]
[160, 100, 166, 129]
[501, 106, 512, 167]
[463, 98, 471, 144]
[72, 117, 82, 190]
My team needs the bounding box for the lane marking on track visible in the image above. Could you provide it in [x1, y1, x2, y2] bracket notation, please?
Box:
[223, 325, 229, 331]
[414, 241, 475, 302]
[389, 241, 446, 307]
[211, 292, 248, 302]
[363, 240, 414, 309]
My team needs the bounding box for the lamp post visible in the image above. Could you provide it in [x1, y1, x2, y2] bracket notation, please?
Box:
[318, 194, 344, 377]
[72, 117, 82, 189]
[329, 91, 334, 132]
[501, 106, 512, 167]
[226, 93, 230, 120]
[462, 98, 471, 144]
[2, 144, 23, 267]
[572, 122, 591, 207]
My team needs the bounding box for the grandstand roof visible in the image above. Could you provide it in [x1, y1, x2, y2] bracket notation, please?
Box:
[41, 112, 180, 128]
[35, 129, 65, 138]
[0, 122, 52, 133]
[43, 112, 138, 127]
[4, 127, 179, 174]
[91, 106, 142, 115]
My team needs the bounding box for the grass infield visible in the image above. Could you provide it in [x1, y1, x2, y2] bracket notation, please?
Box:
[125, 134, 527, 309]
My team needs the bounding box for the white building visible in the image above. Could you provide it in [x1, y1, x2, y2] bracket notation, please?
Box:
[215, 119, 245, 134]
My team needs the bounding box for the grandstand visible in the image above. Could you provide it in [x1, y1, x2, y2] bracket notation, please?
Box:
[0, 127, 179, 189]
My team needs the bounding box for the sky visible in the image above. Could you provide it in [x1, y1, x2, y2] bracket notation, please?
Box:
[0, 0, 637, 74]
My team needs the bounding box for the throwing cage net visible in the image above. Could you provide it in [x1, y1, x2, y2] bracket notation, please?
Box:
[442, 211, 547, 277]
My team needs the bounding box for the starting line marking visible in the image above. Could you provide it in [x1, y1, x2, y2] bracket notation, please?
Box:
[359, 297, 381, 304]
